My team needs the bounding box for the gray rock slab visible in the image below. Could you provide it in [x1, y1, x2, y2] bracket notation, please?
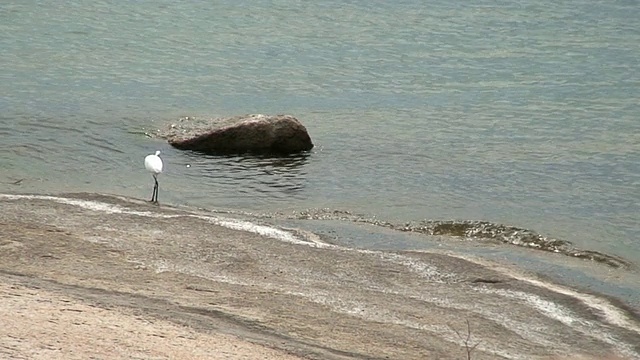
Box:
[1, 193, 639, 359]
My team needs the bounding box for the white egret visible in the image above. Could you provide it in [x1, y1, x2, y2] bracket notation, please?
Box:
[144, 150, 163, 203]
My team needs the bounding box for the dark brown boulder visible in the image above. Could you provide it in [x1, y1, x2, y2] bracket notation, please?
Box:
[158, 114, 314, 155]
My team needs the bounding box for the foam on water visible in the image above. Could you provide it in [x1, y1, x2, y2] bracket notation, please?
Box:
[451, 253, 640, 336]
[485, 288, 637, 357]
[0, 194, 310, 246]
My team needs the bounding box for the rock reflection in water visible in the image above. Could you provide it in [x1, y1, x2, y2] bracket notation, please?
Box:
[185, 152, 310, 201]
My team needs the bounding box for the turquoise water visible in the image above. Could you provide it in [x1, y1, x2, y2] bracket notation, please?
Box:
[1, 1, 639, 264]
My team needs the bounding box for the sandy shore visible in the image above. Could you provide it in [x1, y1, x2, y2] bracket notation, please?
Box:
[1, 193, 639, 359]
[0, 280, 302, 360]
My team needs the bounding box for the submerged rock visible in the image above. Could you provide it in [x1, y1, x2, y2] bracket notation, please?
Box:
[287, 209, 633, 269]
[157, 114, 314, 155]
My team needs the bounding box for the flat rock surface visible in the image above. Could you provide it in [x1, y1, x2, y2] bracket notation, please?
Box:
[1, 193, 639, 359]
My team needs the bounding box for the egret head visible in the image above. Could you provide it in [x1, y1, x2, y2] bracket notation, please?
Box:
[155, 150, 161, 156]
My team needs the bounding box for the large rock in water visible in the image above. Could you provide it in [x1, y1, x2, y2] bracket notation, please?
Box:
[158, 114, 313, 155]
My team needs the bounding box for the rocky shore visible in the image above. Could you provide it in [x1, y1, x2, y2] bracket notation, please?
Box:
[1, 193, 638, 359]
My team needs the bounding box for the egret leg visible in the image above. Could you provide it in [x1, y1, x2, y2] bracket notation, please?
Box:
[150, 175, 159, 203]
[154, 177, 159, 203]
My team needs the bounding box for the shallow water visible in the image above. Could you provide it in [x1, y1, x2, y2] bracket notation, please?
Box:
[275, 217, 640, 309]
[1, 1, 639, 264]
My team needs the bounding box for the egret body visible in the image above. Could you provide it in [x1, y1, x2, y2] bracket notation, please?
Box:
[144, 150, 163, 203]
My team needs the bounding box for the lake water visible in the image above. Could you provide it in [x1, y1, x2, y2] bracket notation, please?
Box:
[1, 1, 639, 266]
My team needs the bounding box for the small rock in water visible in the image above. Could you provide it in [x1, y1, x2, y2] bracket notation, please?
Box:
[156, 114, 314, 155]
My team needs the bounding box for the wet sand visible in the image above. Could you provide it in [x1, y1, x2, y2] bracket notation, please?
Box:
[1, 193, 639, 359]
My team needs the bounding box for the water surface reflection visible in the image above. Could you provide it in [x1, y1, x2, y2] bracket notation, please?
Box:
[181, 151, 310, 204]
